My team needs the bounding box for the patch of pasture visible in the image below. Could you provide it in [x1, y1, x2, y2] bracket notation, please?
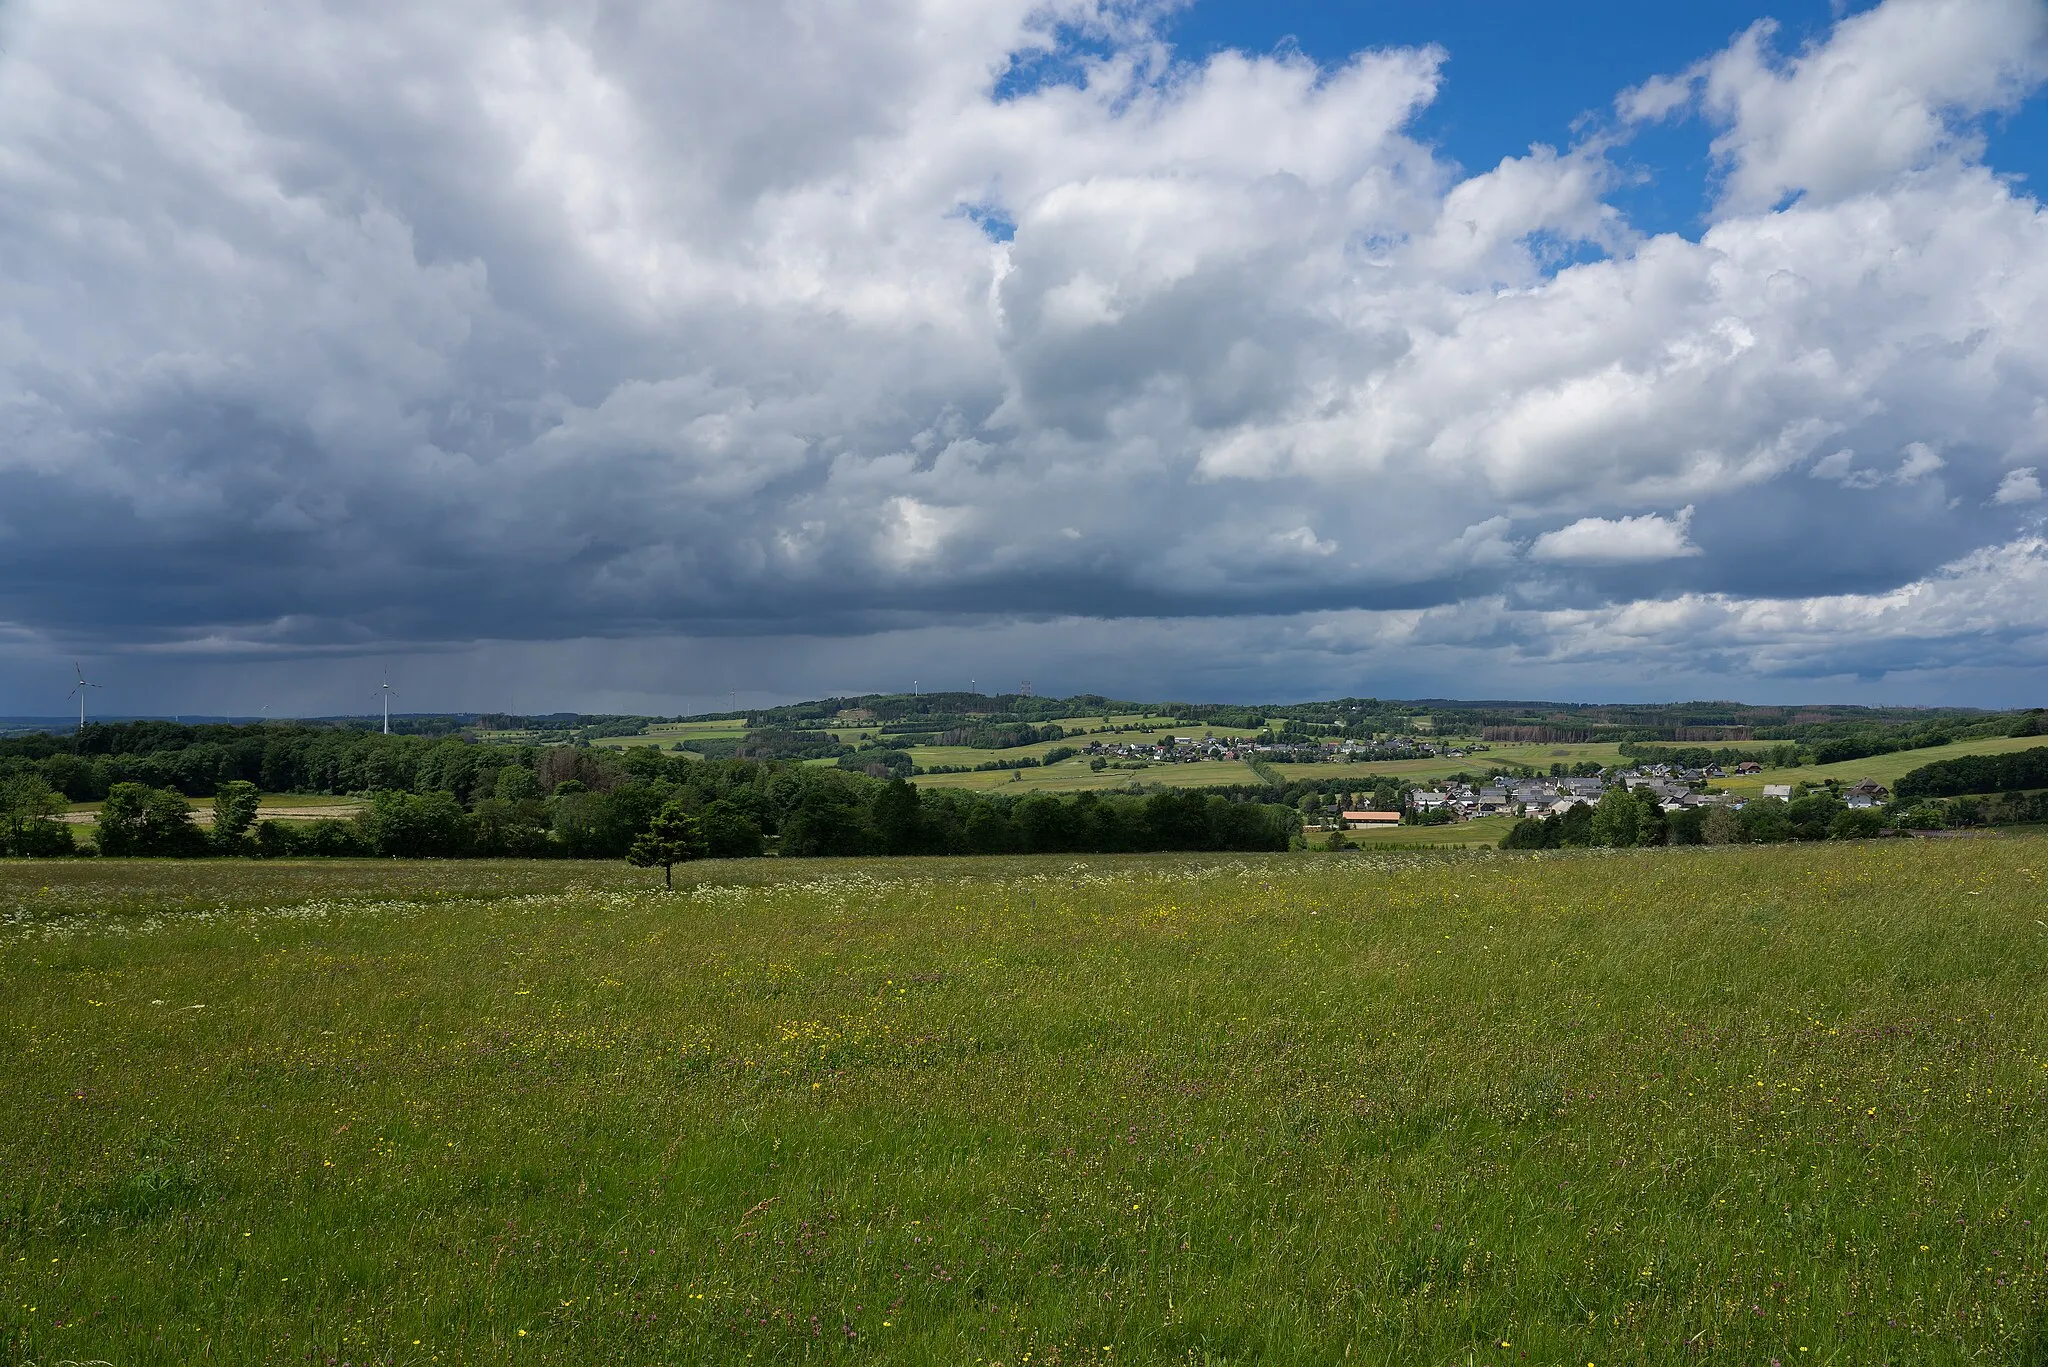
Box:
[1331, 814, 1519, 847]
[1264, 741, 1629, 784]
[1717, 733, 2048, 795]
[5, 842, 2047, 1363]
[912, 758, 1267, 792]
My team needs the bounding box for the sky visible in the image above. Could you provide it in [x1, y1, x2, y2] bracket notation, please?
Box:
[1, 0, 2046, 718]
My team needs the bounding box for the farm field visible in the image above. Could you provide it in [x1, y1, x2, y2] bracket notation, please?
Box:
[583, 715, 1270, 761]
[1717, 733, 2048, 796]
[5, 841, 2048, 1363]
[1265, 741, 1628, 785]
[58, 793, 365, 825]
[913, 757, 1267, 792]
[1328, 814, 1519, 847]
[903, 725, 1257, 770]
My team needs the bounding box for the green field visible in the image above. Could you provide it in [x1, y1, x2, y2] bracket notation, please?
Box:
[1718, 733, 2048, 796]
[1266, 741, 1627, 785]
[1329, 814, 1518, 847]
[586, 716, 1252, 770]
[913, 758, 1267, 792]
[5, 841, 2047, 1363]
[60, 792, 365, 824]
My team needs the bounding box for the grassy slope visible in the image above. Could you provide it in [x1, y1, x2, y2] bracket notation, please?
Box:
[913, 758, 1268, 792]
[1266, 741, 1629, 785]
[1337, 814, 1519, 847]
[5, 842, 2048, 1363]
[1718, 733, 2048, 795]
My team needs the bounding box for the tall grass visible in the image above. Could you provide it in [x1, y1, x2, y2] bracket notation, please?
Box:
[3, 842, 2046, 1364]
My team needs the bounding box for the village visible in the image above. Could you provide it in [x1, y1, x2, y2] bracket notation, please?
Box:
[1317, 763, 1894, 829]
[1076, 734, 1892, 829]
[1081, 733, 1485, 767]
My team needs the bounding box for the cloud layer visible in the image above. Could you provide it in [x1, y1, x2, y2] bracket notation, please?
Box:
[0, 0, 2045, 707]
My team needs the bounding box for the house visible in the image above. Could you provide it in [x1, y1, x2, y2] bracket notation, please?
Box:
[1735, 761, 1764, 775]
[1409, 791, 1451, 812]
[1848, 778, 1889, 799]
[1341, 810, 1402, 828]
[1762, 784, 1793, 800]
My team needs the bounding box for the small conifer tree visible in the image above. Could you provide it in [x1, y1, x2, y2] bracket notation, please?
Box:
[627, 800, 707, 889]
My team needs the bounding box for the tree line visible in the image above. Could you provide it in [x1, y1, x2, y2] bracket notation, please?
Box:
[0, 722, 1297, 860]
[1893, 745, 2048, 800]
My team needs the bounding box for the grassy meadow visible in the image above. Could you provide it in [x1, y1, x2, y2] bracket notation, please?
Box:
[1265, 742, 1629, 787]
[5, 841, 2048, 1364]
[914, 759, 1268, 793]
[1714, 733, 2048, 796]
[1333, 815, 1520, 848]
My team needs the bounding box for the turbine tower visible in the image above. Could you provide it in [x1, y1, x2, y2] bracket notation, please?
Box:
[379, 672, 395, 735]
[68, 663, 102, 730]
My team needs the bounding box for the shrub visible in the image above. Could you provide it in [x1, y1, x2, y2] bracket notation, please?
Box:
[11, 818, 76, 857]
[96, 783, 207, 857]
[357, 790, 473, 858]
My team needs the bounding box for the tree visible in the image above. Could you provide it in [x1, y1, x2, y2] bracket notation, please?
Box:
[628, 800, 707, 888]
[1589, 788, 1642, 848]
[1700, 805, 1740, 845]
[870, 778, 924, 855]
[358, 790, 473, 858]
[97, 782, 203, 857]
[700, 800, 765, 858]
[1893, 801, 1950, 831]
[1554, 802, 1595, 847]
[211, 780, 261, 852]
[1785, 793, 1845, 842]
[1828, 808, 1887, 840]
[1, 774, 72, 857]
[1737, 797, 1794, 844]
[1665, 807, 1705, 846]
[1631, 789, 1669, 847]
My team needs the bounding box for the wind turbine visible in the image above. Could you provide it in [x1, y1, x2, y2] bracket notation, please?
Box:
[378, 672, 395, 735]
[68, 663, 102, 730]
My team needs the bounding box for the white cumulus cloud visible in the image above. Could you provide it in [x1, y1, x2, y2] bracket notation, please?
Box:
[1995, 467, 2045, 504]
[1529, 507, 1702, 565]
